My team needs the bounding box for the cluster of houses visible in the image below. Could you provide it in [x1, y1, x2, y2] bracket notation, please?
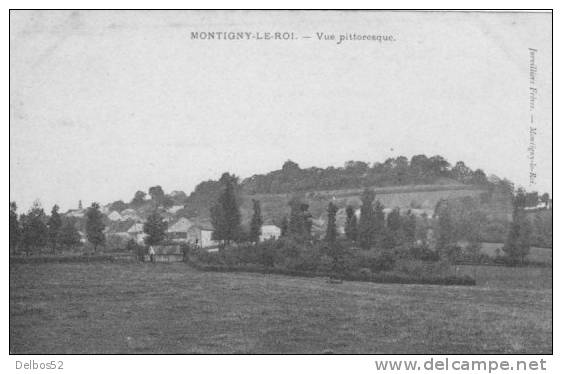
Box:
[125, 216, 281, 248]
[125, 217, 220, 248]
[65, 204, 282, 252]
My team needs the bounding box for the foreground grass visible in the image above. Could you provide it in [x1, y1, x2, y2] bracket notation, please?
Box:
[10, 262, 551, 354]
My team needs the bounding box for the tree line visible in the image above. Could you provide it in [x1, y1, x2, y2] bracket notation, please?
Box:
[242, 156, 495, 194]
[9, 201, 106, 255]
[206, 173, 543, 266]
[206, 174, 419, 251]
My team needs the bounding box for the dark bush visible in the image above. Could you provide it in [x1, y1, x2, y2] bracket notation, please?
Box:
[188, 237, 475, 286]
[362, 252, 396, 272]
[440, 245, 462, 262]
[400, 244, 440, 262]
[126, 239, 146, 261]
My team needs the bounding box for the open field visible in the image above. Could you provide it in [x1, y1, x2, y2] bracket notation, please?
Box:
[10, 262, 551, 354]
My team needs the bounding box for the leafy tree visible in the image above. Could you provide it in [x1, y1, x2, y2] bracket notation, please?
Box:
[344, 205, 358, 242]
[20, 201, 48, 255]
[541, 193, 550, 209]
[525, 192, 539, 207]
[169, 190, 188, 204]
[415, 212, 431, 245]
[59, 220, 81, 250]
[504, 191, 532, 264]
[471, 169, 488, 185]
[451, 161, 474, 183]
[109, 200, 127, 212]
[281, 160, 301, 173]
[386, 208, 402, 233]
[358, 189, 375, 249]
[532, 209, 552, 248]
[344, 160, 369, 174]
[287, 196, 312, 241]
[385, 207, 402, 248]
[454, 197, 485, 244]
[402, 210, 417, 244]
[131, 190, 147, 206]
[148, 185, 165, 205]
[409, 154, 431, 181]
[249, 199, 263, 243]
[513, 187, 527, 209]
[162, 196, 175, 208]
[287, 196, 302, 236]
[372, 200, 386, 247]
[435, 200, 455, 250]
[428, 155, 450, 176]
[47, 205, 63, 254]
[280, 216, 289, 237]
[504, 210, 531, 264]
[126, 238, 146, 261]
[85, 202, 106, 252]
[210, 173, 241, 245]
[9, 202, 21, 253]
[325, 202, 338, 245]
[143, 211, 168, 246]
[496, 178, 514, 196]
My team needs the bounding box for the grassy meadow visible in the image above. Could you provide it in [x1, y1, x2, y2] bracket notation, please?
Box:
[10, 262, 551, 354]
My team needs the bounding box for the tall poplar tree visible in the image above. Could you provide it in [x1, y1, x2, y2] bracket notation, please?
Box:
[344, 205, 358, 242]
[85, 202, 106, 252]
[325, 202, 338, 245]
[435, 200, 454, 250]
[504, 197, 532, 264]
[21, 201, 48, 255]
[287, 197, 312, 241]
[210, 173, 241, 245]
[47, 204, 63, 254]
[249, 199, 263, 243]
[59, 219, 81, 250]
[9, 202, 21, 253]
[358, 189, 375, 249]
[143, 211, 168, 246]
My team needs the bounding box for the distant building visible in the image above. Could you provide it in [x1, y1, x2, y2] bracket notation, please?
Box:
[259, 225, 281, 241]
[127, 223, 146, 244]
[166, 217, 193, 242]
[121, 209, 141, 221]
[166, 205, 184, 214]
[524, 201, 549, 210]
[66, 209, 85, 218]
[186, 223, 218, 249]
[107, 211, 123, 221]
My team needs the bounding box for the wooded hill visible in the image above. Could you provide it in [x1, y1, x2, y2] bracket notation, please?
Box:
[179, 156, 517, 228]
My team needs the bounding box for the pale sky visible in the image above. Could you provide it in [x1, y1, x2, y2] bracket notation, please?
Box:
[10, 10, 552, 212]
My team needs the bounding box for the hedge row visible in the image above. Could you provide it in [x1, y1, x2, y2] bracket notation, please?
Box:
[186, 257, 476, 286]
[9, 255, 116, 264]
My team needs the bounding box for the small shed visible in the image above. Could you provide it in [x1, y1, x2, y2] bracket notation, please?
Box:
[107, 211, 124, 221]
[186, 223, 218, 249]
[260, 225, 281, 241]
[167, 205, 184, 214]
[166, 217, 193, 241]
[145, 245, 185, 263]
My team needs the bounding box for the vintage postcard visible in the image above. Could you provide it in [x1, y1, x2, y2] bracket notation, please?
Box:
[9, 10, 552, 357]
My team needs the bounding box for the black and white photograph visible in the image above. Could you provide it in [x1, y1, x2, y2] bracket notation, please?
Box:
[8, 8, 553, 359]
